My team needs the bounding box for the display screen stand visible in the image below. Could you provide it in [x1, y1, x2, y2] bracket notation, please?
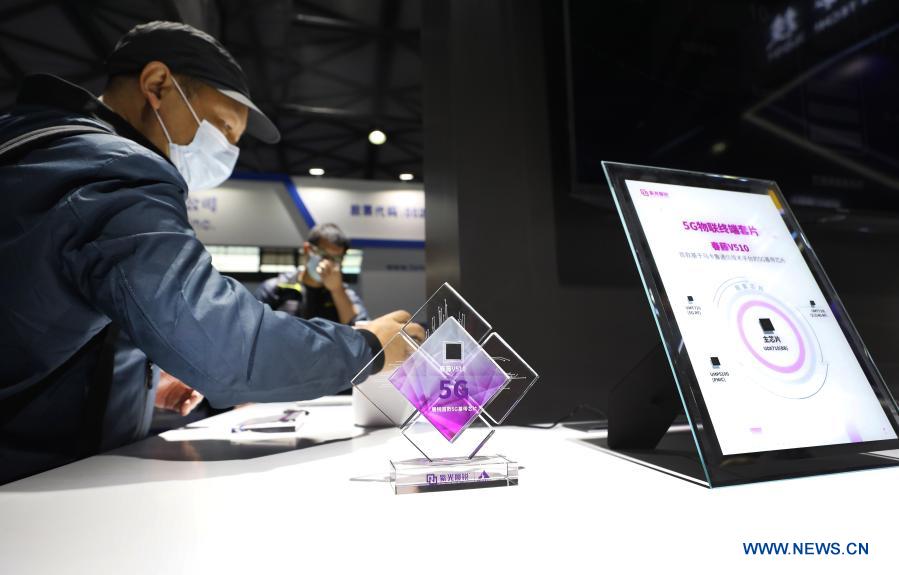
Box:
[587, 343, 899, 487]
[606, 343, 680, 450]
[582, 342, 708, 485]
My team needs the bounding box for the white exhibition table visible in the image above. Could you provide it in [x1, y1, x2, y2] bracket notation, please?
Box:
[1, 396, 898, 574]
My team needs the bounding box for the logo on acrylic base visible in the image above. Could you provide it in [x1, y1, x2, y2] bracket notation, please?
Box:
[425, 470, 492, 486]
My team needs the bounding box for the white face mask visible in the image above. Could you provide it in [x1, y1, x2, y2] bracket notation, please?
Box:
[152, 76, 239, 193]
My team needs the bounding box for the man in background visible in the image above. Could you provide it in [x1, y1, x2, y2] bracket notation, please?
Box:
[256, 223, 368, 325]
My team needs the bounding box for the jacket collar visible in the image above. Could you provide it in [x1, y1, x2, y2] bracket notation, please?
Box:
[16, 73, 170, 162]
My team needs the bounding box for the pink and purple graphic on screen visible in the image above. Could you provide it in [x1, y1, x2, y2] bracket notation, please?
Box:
[737, 299, 806, 374]
[387, 317, 510, 441]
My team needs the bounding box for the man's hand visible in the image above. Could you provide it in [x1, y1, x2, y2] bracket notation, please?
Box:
[317, 259, 343, 292]
[155, 370, 204, 416]
[356, 310, 425, 372]
[318, 259, 357, 323]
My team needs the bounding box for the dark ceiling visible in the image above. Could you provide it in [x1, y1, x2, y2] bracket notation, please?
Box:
[0, 0, 422, 181]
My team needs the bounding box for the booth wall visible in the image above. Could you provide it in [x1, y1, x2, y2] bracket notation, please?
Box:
[422, 0, 899, 424]
[422, 0, 659, 424]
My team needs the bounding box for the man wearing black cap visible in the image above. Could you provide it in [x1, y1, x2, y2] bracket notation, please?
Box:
[0, 21, 421, 484]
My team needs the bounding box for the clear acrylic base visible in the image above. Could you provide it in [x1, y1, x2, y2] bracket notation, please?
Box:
[389, 454, 519, 494]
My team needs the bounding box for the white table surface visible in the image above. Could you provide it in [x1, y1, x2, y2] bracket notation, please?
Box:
[1, 396, 897, 574]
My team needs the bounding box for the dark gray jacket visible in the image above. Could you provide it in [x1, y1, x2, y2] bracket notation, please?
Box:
[0, 75, 380, 483]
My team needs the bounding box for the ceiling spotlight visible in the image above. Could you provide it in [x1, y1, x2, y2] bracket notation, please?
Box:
[309, 167, 325, 176]
[368, 129, 387, 145]
[399, 173, 414, 181]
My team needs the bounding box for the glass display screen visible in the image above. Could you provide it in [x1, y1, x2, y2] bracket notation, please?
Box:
[621, 176, 898, 456]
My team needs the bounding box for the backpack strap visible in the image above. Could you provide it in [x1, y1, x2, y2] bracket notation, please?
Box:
[79, 324, 120, 454]
[0, 324, 120, 456]
[0, 124, 109, 165]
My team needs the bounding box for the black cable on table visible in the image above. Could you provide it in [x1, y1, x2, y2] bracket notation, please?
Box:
[518, 403, 607, 429]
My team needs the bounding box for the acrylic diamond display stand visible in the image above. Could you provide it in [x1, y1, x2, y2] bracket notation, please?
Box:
[352, 283, 539, 494]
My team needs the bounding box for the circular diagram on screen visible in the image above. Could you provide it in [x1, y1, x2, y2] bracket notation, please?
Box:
[713, 277, 827, 399]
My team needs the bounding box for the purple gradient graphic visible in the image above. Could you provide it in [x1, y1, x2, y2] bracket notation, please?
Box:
[846, 422, 863, 443]
[388, 347, 509, 442]
[737, 300, 806, 374]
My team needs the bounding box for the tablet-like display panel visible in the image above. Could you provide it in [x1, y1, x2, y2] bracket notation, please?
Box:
[603, 162, 899, 481]
[623, 178, 896, 455]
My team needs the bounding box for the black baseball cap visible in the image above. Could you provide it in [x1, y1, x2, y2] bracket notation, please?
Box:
[106, 21, 280, 144]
